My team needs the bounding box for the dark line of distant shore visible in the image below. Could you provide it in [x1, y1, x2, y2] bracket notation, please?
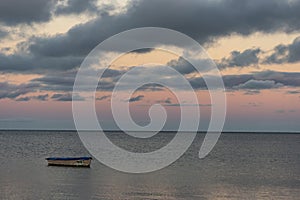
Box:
[0, 129, 299, 134]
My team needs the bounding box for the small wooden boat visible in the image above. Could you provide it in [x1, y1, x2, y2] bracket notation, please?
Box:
[46, 157, 92, 167]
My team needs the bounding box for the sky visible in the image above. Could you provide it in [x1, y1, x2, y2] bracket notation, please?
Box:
[0, 0, 300, 131]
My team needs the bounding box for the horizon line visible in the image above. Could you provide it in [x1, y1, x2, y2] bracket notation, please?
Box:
[0, 129, 299, 134]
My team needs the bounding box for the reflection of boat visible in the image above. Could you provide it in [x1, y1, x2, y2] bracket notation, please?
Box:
[45, 157, 92, 167]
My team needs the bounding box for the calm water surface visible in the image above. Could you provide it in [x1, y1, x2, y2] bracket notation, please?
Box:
[0, 131, 299, 199]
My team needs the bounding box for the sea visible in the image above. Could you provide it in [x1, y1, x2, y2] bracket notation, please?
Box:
[0, 130, 299, 200]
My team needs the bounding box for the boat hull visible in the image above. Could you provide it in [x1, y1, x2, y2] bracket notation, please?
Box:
[46, 157, 92, 167]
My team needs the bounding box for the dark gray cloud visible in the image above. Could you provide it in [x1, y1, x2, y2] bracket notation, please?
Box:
[242, 102, 262, 107]
[96, 95, 110, 101]
[51, 93, 65, 99]
[1, 0, 300, 74]
[164, 103, 211, 107]
[228, 70, 300, 89]
[16, 94, 49, 101]
[139, 101, 211, 107]
[102, 68, 126, 78]
[275, 109, 297, 114]
[0, 52, 83, 73]
[275, 109, 285, 114]
[31, 66, 300, 94]
[33, 70, 76, 88]
[188, 76, 228, 89]
[233, 79, 283, 90]
[2, 68, 300, 102]
[188, 70, 300, 90]
[155, 98, 172, 104]
[51, 93, 84, 101]
[31, 68, 124, 92]
[167, 57, 196, 75]
[15, 96, 31, 101]
[28, 0, 300, 58]
[127, 95, 144, 102]
[55, 0, 98, 15]
[136, 83, 165, 92]
[163, 98, 172, 104]
[218, 48, 261, 69]
[264, 36, 300, 64]
[252, 70, 300, 87]
[166, 57, 215, 75]
[129, 48, 154, 54]
[286, 90, 300, 94]
[244, 90, 260, 95]
[0, 82, 39, 100]
[34, 94, 49, 101]
[0, 0, 55, 25]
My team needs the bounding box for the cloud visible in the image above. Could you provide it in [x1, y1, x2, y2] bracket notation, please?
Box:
[139, 100, 211, 107]
[1, 0, 300, 75]
[164, 98, 172, 104]
[14, 61, 298, 100]
[217, 36, 300, 67]
[129, 48, 154, 54]
[15, 97, 31, 102]
[0, 82, 39, 100]
[96, 95, 110, 101]
[27, 0, 300, 58]
[244, 90, 260, 95]
[55, 0, 99, 15]
[233, 80, 284, 90]
[127, 95, 144, 102]
[275, 109, 297, 114]
[51, 93, 85, 101]
[31, 68, 124, 92]
[242, 102, 262, 107]
[0, 0, 55, 25]
[31, 66, 300, 94]
[0, 29, 8, 38]
[155, 98, 173, 104]
[188, 70, 300, 90]
[286, 90, 300, 94]
[15, 94, 49, 101]
[2, 68, 300, 102]
[187, 74, 248, 90]
[218, 48, 261, 69]
[32, 68, 300, 95]
[137, 83, 165, 92]
[226, 70, 300, 89]
[167, 57, 197, 75]
[0, 52, 84, 73]
[264, 36, 300, 64]
[34, 94, 49, 101]
[163, 98, 172, 104]
[275, 109, 285, 114]
[164, 103, 211, 107]
[33, 69, 76, 87]
[252, 70, 300, 87]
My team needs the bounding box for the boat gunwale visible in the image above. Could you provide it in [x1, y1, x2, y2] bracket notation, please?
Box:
[45, 157, 92, 161]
